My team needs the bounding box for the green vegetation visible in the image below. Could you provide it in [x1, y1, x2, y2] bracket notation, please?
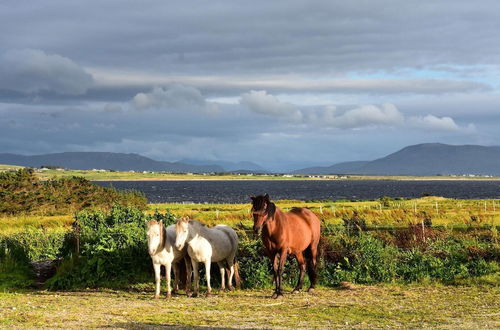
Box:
[25, 166, 500, 181]
[0, 168, 147, 215]
[0, 205, 497, 291]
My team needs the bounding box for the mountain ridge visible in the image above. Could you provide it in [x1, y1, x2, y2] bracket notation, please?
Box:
[294, 143, 500, 176]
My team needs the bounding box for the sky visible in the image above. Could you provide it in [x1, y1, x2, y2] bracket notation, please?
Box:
[1, 1, 500, 171]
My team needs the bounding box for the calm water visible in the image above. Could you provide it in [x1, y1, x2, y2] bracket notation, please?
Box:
[93, 180, 500, 203]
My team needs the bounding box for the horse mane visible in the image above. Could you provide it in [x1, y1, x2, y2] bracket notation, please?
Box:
[251, 195, 277, 220]
[189, 219, 207, 229]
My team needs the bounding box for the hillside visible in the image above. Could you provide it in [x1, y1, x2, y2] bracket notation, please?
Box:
[295, 143, 500, 176]
[0, 152, 224, 173]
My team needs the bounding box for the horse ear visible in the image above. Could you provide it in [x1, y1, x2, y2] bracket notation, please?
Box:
[264, 193, 270, 200]
[249, 195, 255, 201]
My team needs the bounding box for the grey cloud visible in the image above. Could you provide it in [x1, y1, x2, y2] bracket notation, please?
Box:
[315, 103, 404, 129]
[240, 90, 302, 121]
[0, 49, 93, 95]
[131, 85, 219, 115]
[3, 1, 500, 76]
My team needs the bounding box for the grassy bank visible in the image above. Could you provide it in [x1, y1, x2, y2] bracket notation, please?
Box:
[1, 284, 499, 328]
[2, 197, 499, 234]
[20, 167, 500, 181]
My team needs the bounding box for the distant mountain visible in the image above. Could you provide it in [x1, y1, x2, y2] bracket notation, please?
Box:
[0, 152, 224, 173]
[180, 159, 267, 172]
[294, 143, 500, 176]
[292, 161, 369, 175]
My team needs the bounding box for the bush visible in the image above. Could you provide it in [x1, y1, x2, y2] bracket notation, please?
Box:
[48, 206, 178, 289]
[0, 168, 147, 215]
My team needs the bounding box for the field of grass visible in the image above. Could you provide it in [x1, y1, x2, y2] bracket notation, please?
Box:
[149, 197, 500, 228]
[13, 166, 497, 181]
[34, 169, 319, 181]
[2, 197, 499, 236]
[0, 164, 24, 171]
[1, 282, 498, 328]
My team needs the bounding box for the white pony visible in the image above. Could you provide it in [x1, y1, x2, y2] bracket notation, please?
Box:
[146, 220, 192, 298]
[175, 217, 239, 297]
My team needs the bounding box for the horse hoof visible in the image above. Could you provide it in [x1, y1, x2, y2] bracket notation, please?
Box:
[166, 292, 172, 299]
[307, 288, 315, 293]
[191, 292, 198, 298]
[228, 286, 234, 291]
[271, 292, 283, 299]
[154, 295, 160, 299]
[206, 292, 212, 297]
[291, 289, 300, 294]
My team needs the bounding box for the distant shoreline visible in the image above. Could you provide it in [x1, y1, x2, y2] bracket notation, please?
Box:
[2, 166, 498, 181]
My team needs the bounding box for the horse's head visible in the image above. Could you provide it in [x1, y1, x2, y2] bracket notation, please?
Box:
[250, 193, 276, 234]
[175, 216, 190, 250]
[146, 219, 163, 256]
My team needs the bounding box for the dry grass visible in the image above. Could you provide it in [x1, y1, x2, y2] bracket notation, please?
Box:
[150, 197, 500, 228]
[0, 285, 498, 328]
[1, 197, 498, 236]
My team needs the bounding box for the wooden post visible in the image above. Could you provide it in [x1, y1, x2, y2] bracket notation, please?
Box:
[484, 201, 487, 212]
[216, 209, 219, 219]
[435, 201, 439, 215]
[320, 206, 323, 214]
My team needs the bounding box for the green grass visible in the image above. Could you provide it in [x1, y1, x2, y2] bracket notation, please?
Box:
[149, 197, 500, 227]
[28, 167, 500, 181]
[0, 164, 24, 171]
[1, 197, 499, 235]
[0, 283, 498, 328]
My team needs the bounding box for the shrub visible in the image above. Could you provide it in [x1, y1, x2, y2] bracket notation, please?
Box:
[48, 205, 173, 289]
[0, 168, 147, 215]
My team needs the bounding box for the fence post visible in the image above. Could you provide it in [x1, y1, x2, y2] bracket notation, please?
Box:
[216, 210, 219, 219]
[73, 220, 80, 258]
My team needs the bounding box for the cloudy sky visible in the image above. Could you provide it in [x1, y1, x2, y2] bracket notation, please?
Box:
[1, 1, 500, 171]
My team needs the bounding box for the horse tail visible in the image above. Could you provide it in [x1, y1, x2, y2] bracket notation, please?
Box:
[234, 261, 242, 289]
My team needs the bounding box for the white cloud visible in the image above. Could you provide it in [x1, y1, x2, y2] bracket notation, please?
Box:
[239, 90, 302, 121]
[0, 49, 93, 95]
[318, 103, 404, 129]
[407, 115, 460, 132]
[131, 84, 219, 114]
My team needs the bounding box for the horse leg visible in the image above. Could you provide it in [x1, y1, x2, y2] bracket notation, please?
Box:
[184, 256, 193, 295]
[271, 253, 280, 299]
[205, 260, 212, 297]
[292, 252, 306, 294]
[226, 258, 235, 291]
[306, 244, 319, 292]
[165, 262, 172, 298]
[276, 249, 288, 298]
[217, 261, 226, 291]
[191, 260, 199, 298]
[153, 263, 161, 299]
[172, 262, 180, 295]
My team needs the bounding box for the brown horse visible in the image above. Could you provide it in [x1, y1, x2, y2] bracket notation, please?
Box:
[251, 194, 320, 298]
